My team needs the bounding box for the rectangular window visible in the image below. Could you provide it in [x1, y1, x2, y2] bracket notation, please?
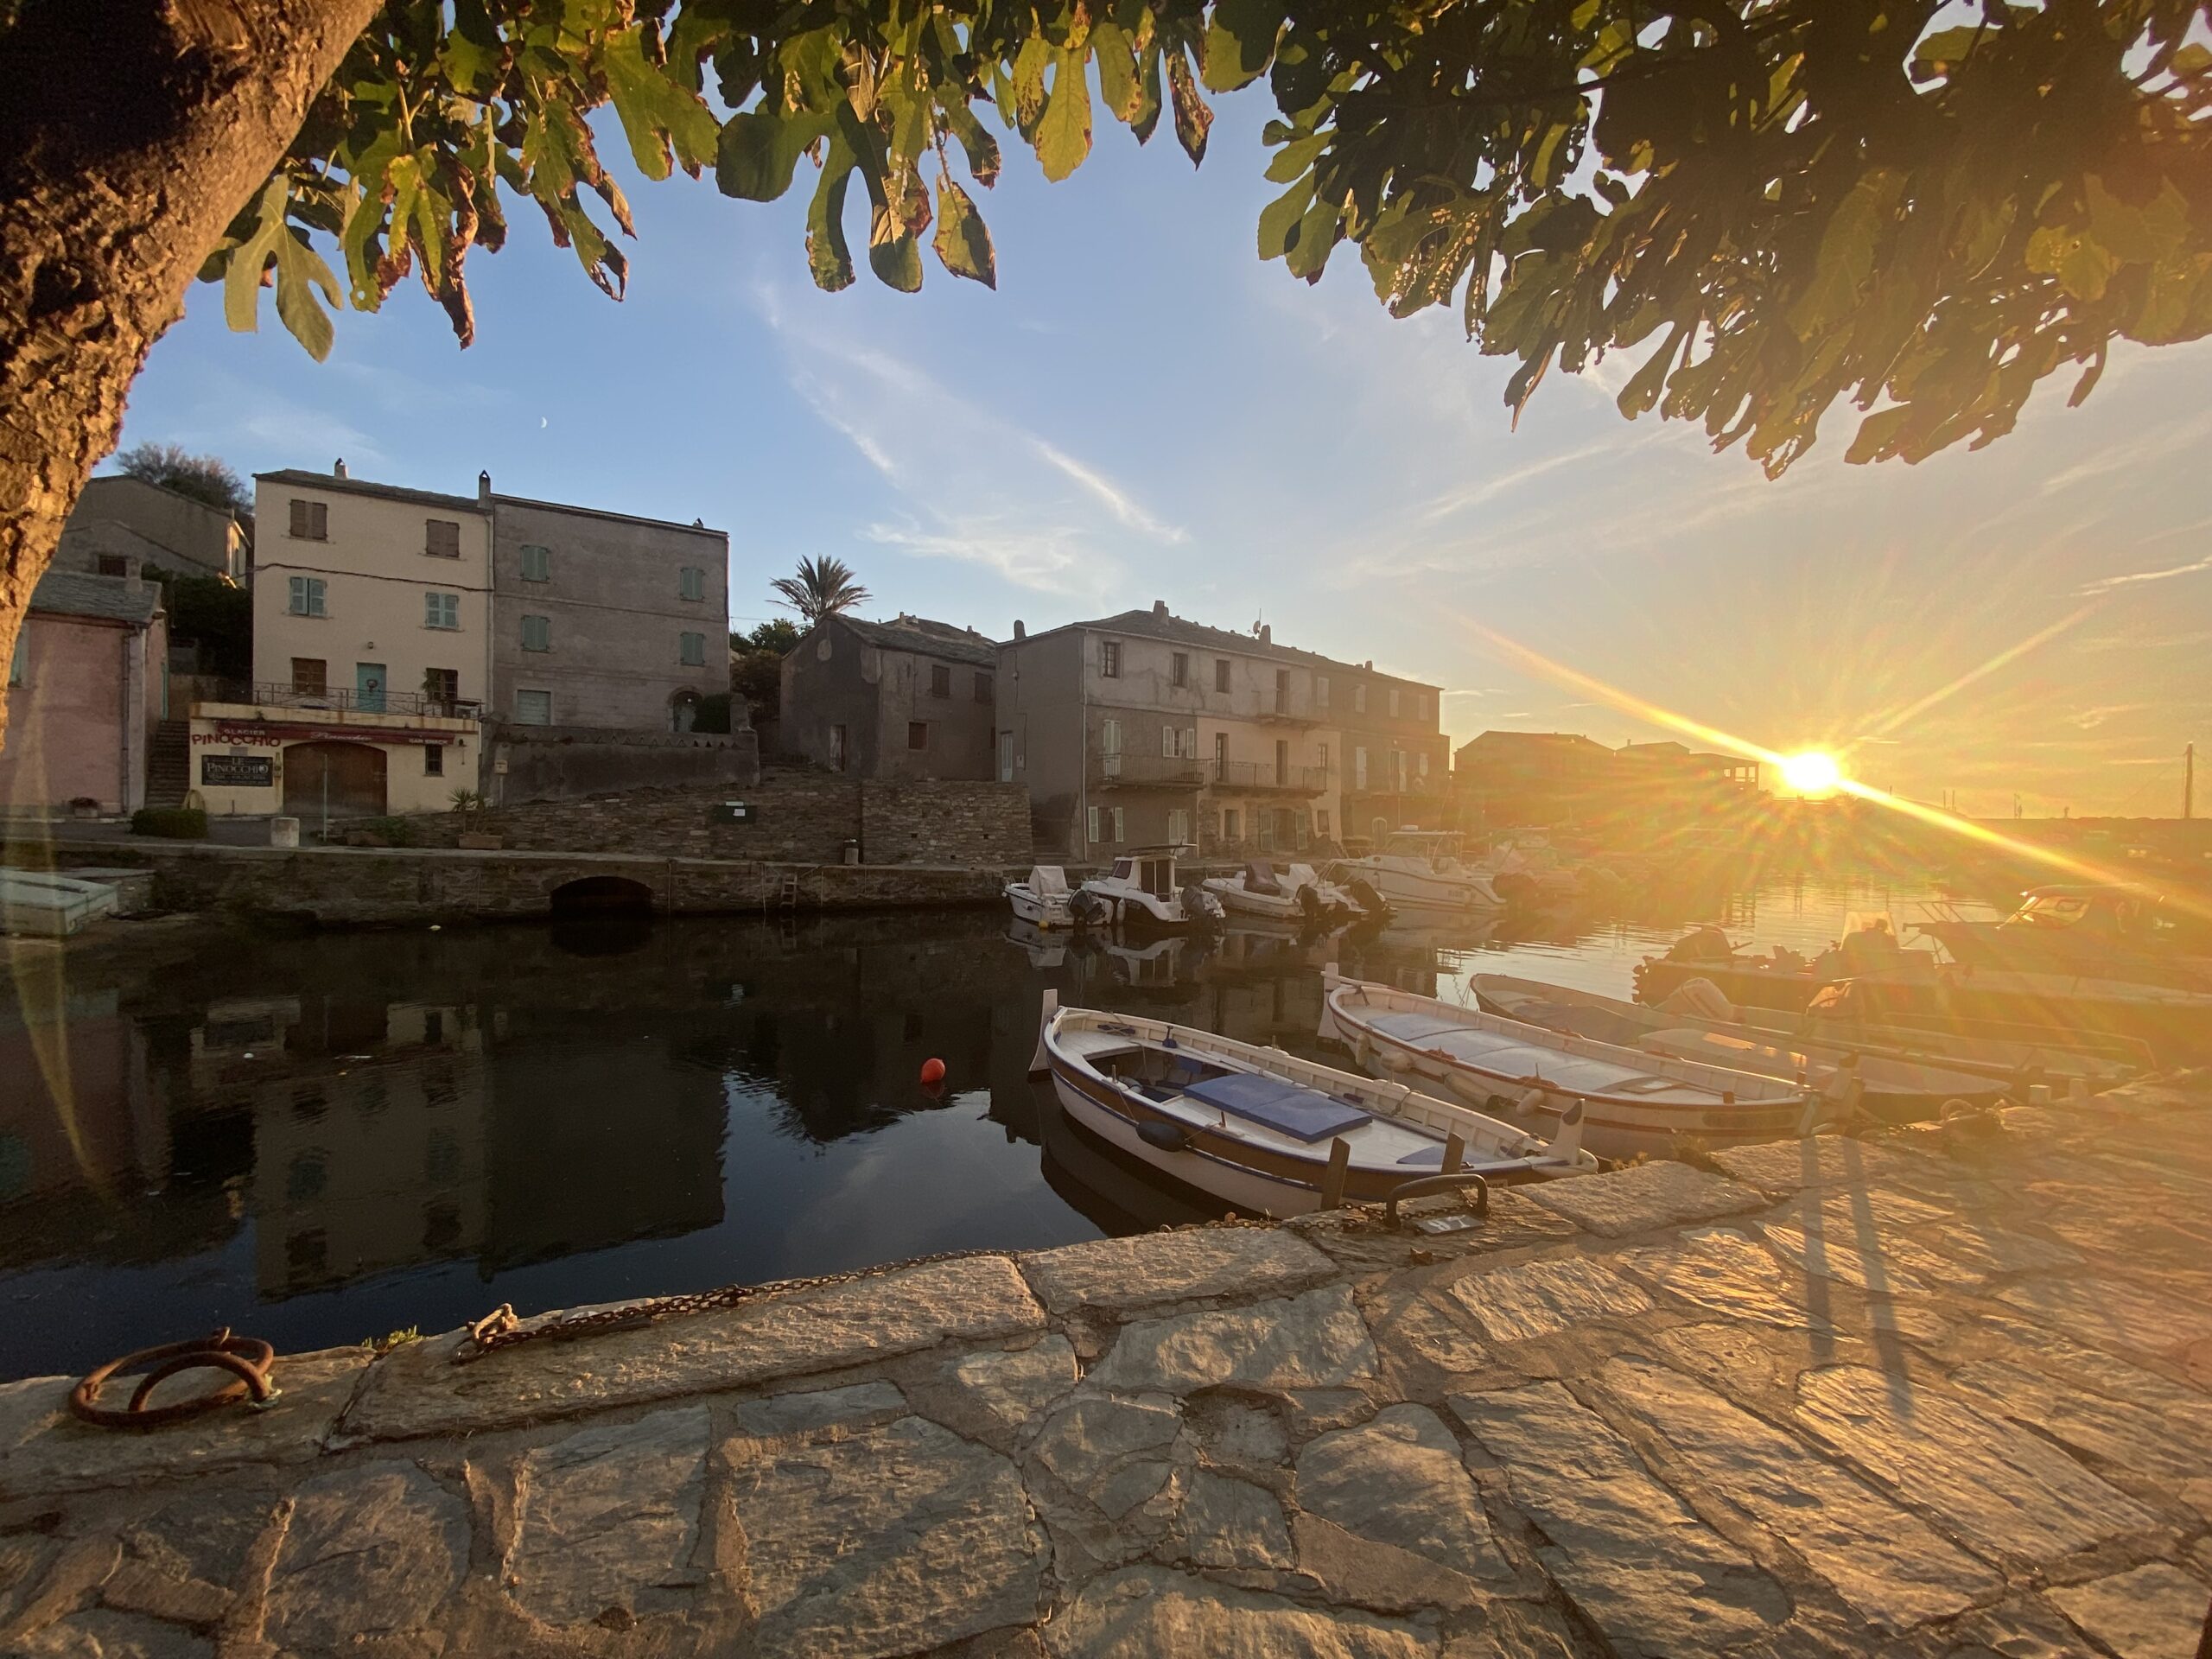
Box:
[289, 499, 327, 540]
[519, 543, 550, 582]
[931, 663, 952, 697]
[1419, 752, 1431, 779]
[1275, 668, 1289, 713]
[1110, 806, 1124, 842]
[1355, 746, 1369, 789]
[680, 631, 707, 665]
[1319, 742, 1329, 772]
[1215, 658, 1230, 692]
[1182, 727, 1196, 759]
[290, 657, 327, 696]
[1087, 804, 1101, 843]
[908, 721, 928, 750]
[678, 565, 705, 601]
[1224, 808, 1240, 841]
[521, 613, 551, 652]
[425, 519, 461, 558]
[1316, 675, 1330, 709]
[974, 671, 994, 702]
[1316, 809, 1331, 838]
[424, 591, 460, 630]
[424, 746, 445, 777]
[1395, 749, 1408, 790]
[1100, 639, 1121, 678]
[97, 554, 129, 578]
[1213, 732, 1227, 775]
[423, 668, 459, 707]
[1101, 717, 1122, 779]
[1172, 652, 1188, 687]
[1168, 808, 1190, 844]
[1389, 687, 1401, 718]
[1275, 738, 1289, 785]
[1354, 683, 1367, 715]
[287, 576, 327, 618]
[515, 689, 552, 725]
[1161, 724, 1177, 759]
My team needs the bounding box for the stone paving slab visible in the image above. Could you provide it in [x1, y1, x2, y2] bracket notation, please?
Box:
[5, 1084, 2212, 1659]
[338, 1253, 1044, 1441]
[1521, 1159, 1764, 1236]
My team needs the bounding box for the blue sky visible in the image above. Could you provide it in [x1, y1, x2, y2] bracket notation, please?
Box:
[118, 93, 2210, 817]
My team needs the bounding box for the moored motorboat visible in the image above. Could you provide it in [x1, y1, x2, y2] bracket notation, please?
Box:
[1074, 844, 1226, 933]
[1204, 860, 1363, 925]
[1914, 887, 2212, 988]
[1334, 831, 1507, 915]
[1030, 992, 1597, 1216]
[1471, 973, 2010, 1122]
[1320, 968, 1843, 1160]
[1006, 865, 1075, 928]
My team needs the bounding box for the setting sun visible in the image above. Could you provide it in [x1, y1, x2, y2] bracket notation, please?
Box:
[1781, 750, 1845, 795]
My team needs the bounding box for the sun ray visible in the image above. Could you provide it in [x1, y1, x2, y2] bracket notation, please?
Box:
[1453, 614, 2212, 926]
[1860, 601, 2105, 742]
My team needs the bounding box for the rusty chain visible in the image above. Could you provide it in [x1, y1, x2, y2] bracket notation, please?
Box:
[453, 1215, 1283, 1365]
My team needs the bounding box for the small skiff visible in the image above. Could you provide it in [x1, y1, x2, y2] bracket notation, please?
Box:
[1203, 861, 1363, 925]
[1030, 992, 1597, 1216]
[1320, 968, 1841, 1161]
[1470, 973, 2008, 1122]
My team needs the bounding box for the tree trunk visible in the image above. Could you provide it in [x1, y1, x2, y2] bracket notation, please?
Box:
[0, 0, 380, 744]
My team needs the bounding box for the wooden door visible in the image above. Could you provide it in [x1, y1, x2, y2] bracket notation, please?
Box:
[283, 742, 388, 820]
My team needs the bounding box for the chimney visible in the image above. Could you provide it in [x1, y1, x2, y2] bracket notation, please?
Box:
[1259, 624, 1272, 645]
[1014, 620, 1026, 639]
[1364, 659, 1374, 670]
[333, 458, 347, 479]
[1152, 600, 1168, 618]
[477, 470, 492, 504]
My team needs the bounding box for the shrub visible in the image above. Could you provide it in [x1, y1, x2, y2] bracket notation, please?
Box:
[130, 807, 207, 839]
[359, 816, 416, 847]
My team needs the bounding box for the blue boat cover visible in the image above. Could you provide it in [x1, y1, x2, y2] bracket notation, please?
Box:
[1183, 1071, 1371, 1144]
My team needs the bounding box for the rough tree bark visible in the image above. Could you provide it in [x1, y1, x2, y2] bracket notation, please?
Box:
[0, 0, 380, 745]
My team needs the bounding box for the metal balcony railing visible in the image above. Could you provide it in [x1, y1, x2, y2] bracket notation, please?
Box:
[205, 681, 485, 720]
[1210, 760, 1330, 795]
[1090, 753, 1206, 789]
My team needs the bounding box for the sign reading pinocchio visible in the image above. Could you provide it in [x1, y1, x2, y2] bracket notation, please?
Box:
[194, 721, 452, 748]
[200, 754, 273, 787]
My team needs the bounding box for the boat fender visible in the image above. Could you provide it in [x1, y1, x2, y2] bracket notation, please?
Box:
[1029, 989, 1059, 1076]
[1544, 1099, 1586, 1161]
[1138, 1120, 1192, 1153]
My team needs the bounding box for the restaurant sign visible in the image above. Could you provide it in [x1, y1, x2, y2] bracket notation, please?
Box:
[199, 722, 451, 748]
[200, 753, 274, 788]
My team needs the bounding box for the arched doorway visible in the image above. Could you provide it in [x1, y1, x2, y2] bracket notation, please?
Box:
[669, 689, 700, 733]
[283, 741, 388, 820]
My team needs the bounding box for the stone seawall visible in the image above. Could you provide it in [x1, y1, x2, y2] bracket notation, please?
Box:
[5, 840, 1015, 925]
[418, 770, 1031, 867]
[3, 1079, 2209, 1656]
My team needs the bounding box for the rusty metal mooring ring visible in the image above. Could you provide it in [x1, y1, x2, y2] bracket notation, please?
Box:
[70, 1330, 278, 1430]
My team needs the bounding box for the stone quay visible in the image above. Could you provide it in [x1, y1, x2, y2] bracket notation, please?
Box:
[3, 1076, 2210, 1658]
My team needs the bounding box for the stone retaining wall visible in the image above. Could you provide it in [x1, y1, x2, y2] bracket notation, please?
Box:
[486, 723, 762, 806]
[3, 840, 1014, 924]
[3, 1079, 2210, 1657]
[861, 779, 1031, 866]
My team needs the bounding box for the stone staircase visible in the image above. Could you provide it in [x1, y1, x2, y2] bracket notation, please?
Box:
[145, 718, 191, 809]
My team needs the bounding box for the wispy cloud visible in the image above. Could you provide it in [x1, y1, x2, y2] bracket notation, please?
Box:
[2076, 627, 2212, 652]
[1032, 440, 1185, 542]
[864, 516, 1108, 599]
[2069, 702, 2152, 730]
[1415, 441, 1613, 527]
[2079, 554, 2212, 595]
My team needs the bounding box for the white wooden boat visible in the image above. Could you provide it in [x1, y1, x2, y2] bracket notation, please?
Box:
[1075, 844, 1225, 932]
[1470, 973, 2007, 1123]
[1203, 861, 1362, 924]
[1030, 991, 1596, 1215]
[1334, 832, 1506, 914]
[1006, 865, 1074, 928]
[1319, 967, 1841, 1160]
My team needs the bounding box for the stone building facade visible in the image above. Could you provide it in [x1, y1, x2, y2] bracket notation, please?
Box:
[54, 474, 250, 583]
[0, 571, 168, 816]
[997, 602, 1389, 861]
[488, 489, 729, 733]
[780, 613, 998, 781]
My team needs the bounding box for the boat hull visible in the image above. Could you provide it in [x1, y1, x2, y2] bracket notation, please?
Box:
[1321, 980, 1821, 1163]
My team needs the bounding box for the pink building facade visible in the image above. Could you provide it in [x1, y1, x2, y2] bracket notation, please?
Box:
[0, 573, 168, 817]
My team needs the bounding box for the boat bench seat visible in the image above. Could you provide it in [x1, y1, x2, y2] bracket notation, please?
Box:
[1183, 1072, 1371, 1144]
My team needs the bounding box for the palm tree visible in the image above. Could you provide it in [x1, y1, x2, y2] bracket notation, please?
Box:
[770, 556, 871, 625]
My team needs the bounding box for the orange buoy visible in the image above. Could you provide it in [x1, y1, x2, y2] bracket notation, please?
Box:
[919, 1058, 947, 1085]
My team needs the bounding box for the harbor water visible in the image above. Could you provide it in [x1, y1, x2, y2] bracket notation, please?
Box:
[0, 874, 1946, 1380]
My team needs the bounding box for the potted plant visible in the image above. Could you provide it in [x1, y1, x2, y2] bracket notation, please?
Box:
[451, 788, 502, 850]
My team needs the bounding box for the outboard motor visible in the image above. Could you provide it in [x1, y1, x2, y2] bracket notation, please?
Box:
[1297, 882, 1325, 922]
[1180, 885, 1226, 931]
[1070, 889, 1109, 931]
[1345, 877, 1390, 917]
